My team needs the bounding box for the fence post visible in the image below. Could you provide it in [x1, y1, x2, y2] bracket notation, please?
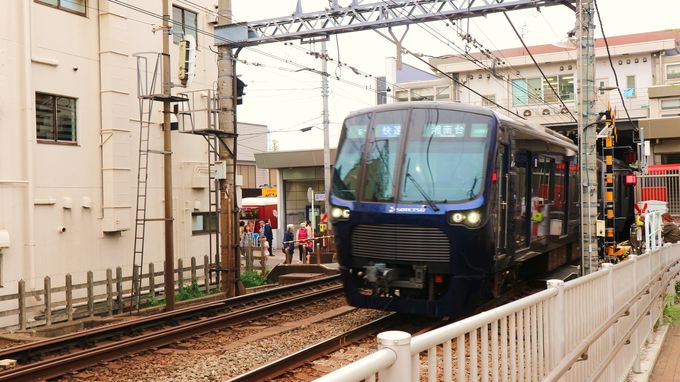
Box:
[44, 276, 52, 325]
[148, 262, 155, 301]
[178, 258, 184, 290]
[132, 265, 139, 311]
[87, 271, 94, 317]
[547, 279, 566, 370]
[377, 331, 412, 381]
[106, 269, 113, 316]
[247, 242, 253, 272]
[116, 267, 123, 314]
[601, 263, 615, 380]
[203, 255, 210, 293]
[629, 255, 642, 373]
[66, 274, 73, 322]
[18, 280, 26, 331]
[191, 257, 197, 283]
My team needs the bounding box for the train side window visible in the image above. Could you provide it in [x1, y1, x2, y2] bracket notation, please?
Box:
[530, 156, 554, 240]
[549, 158, 567, 235]
[568, 160, 580, 223]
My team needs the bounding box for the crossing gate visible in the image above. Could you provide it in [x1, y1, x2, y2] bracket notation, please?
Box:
[636, 165, 680, 217]
[316, 212, 680, 382]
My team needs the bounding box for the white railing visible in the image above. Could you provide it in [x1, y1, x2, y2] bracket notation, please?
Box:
[317, 213, 680, 382]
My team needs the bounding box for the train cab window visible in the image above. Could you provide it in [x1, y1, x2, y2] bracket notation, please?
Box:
[530, 156, 554, 240]
[362, 110, 408, 202]
[332, 113, 371, 200]
[400, 109, 492, 203]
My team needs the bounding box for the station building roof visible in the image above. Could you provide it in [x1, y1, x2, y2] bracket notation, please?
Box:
[254, 148, 337, 169]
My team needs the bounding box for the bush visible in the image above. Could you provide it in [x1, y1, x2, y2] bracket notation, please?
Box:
[175, 281, 206, 301]
[140, 295, 164, 309]
[240, 271, 269, 288]
[663, 292, 680, 325]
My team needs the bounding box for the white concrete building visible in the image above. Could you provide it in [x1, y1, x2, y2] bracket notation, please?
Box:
[0, 1, 270, 290]
[386, 30, 680, 160]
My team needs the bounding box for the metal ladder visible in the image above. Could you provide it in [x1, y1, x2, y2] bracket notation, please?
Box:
[205, 134, 221, 287]
[131, 54, 160, 312]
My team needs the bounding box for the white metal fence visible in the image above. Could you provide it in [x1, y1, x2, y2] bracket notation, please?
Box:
[317, 212, 680, 382]
[636, 167, 680, 216]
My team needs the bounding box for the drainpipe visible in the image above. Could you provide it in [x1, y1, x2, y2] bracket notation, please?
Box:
[21, 1, 36, 288]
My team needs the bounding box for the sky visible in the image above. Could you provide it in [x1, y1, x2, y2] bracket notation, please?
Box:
[229, 0, 680, 152]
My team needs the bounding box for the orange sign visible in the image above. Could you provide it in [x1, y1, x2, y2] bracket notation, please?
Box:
[261, 187, 277, 197]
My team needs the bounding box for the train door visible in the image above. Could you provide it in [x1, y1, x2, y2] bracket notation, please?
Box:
[496, 145, 509, 253]
[511, 152, 530, 251]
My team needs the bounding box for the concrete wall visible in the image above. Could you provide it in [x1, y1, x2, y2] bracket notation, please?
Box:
[0, 1, 267, 295]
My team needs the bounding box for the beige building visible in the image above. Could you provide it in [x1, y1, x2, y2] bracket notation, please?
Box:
[386, 30, 680, 162]
[0, 1, 271, 292]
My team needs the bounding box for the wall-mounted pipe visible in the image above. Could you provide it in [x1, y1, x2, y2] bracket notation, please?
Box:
[21, 1, 36, 288]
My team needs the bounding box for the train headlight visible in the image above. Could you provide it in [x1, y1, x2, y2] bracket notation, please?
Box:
[451, 213, 465, 223]
[466, 211, 482, 226]
[331, 206, 351, 221]
[447, 210, 483, 227]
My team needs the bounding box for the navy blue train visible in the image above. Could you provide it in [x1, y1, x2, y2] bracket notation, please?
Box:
[329, 102, 590, 317]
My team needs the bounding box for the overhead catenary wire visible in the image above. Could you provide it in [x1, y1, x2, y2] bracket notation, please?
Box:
[593, 0, 636, 132]
[381, 0, 567, 122]
[503, 12, 578, 123]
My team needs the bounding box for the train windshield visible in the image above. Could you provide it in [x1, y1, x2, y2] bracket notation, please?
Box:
[332, 108, 493, 203]
[400, 109, 491, 203]
[332, 113, 371, 200]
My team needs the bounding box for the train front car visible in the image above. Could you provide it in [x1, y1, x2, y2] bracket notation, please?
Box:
[329, 103, 500, 317]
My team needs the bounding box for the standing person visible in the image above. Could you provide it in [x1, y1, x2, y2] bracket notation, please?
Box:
[662, 212, 680, 243]
[305, 220, 314, 263]
[295, 222, 309, 263]
[264, 219, 274, 256]
[240, 224, 251, 255]
[282, 224, 295, 264]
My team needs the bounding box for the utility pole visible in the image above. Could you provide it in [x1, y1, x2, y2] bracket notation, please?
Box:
[161, 0, 175, 310]
[576, 0, 598, 274]
[322, 41, 331, 225]
[217, 0, 236, 296]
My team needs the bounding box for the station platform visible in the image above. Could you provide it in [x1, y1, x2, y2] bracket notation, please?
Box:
[651, 325, 680, 381]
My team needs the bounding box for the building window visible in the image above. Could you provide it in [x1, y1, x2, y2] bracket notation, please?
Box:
[192, 212, 217, 235]
[172, 5, 198, 44]
[35, 0, 86, 16]
[625, 75, 636, 97]
[557, 74, 575, 101]
[410, 87, 434, 101]
[661, 98, 680, 110]
[35, 93, 77, 143]
[666, 63, 680, 81]
[482, 95, 496, 107]
[435, 86, 451, 100]
[661, 153, 680, 164]
[376, 77, 387, 105]
[395, 90, 409, 102]
[513, 75, 574, 106]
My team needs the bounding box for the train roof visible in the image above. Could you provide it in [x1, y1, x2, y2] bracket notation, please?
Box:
[347, 101, 576, 151]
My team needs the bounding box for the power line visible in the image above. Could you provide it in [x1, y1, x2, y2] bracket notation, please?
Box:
[503, 12, 578, 123]
[381, 0, 566, 122]
[592, 0, 636, 132]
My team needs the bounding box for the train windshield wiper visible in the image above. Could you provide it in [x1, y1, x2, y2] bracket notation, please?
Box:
[468, 177, 478, 200]
[404, 158, 440, 212]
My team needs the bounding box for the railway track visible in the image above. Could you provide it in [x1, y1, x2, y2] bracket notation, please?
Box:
[0, 275, 342, 382]
[229, 313, 448, 382]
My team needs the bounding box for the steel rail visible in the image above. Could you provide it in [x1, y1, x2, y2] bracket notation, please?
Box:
[229, 314, 447, 382]
[0, 277, 341, 381]
[0, 274, 340, 364]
